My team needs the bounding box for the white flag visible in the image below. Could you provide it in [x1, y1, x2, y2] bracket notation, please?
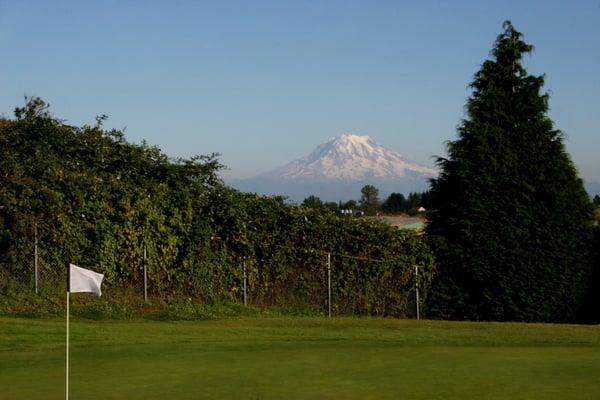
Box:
[69, 264, 104, 297]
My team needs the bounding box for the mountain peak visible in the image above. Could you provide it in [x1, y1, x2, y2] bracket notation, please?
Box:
[329, 133, 376, 155]
[230, 133, 438, 201]
[337, 133, 371, 142]
[262, 133, 437, 181]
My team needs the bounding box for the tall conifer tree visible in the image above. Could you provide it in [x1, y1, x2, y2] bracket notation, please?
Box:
[426, 22, 594, 322]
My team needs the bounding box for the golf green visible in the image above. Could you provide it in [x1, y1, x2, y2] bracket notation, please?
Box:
[1, 316, 599, 399]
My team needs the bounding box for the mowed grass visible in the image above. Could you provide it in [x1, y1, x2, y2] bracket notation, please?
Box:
[1, 316, 600, 399]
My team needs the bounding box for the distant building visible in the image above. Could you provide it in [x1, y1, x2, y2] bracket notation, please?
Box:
[338, 209, 364, 217]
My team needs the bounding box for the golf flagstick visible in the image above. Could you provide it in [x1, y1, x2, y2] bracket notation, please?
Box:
[65, 263, 104, 400]
[66, 290, 69, 400]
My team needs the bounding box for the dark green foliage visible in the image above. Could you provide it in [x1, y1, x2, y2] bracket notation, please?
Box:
[202, 189, 433, 316]
[406, 192, 424, 213]
[382, 192, 426, 215]
[0, 97, 434, 317]
[302, 195, 325, 209]
[323, 201, 339, 212]
[593, 195, 600, 206]
[382, 193, 406, 214]
[359, 185, 380, 216]
[339, 200, 358, 210]
[578, 226, 600, 323]
[426, 22, 594, 322]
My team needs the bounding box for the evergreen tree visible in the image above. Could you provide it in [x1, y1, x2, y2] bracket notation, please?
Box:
[382, 192, 426, 214]
[426, 22, 594, 322]
[302, 195, 324, 209]
[382, 193, 407, 214]
[359, 185, 380, 216]
[406, 192, 423, 214]
[339, 200, 358, 210]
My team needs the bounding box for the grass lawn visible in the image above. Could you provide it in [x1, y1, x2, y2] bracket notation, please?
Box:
[1, 316, 599, 399]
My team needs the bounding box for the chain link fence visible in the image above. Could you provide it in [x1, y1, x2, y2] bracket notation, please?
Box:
[1, 235, 423, 318]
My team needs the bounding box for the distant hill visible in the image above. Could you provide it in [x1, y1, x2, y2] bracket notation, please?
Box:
[229, 134, 437, 202]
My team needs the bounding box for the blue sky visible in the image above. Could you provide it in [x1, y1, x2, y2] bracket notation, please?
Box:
[1, 1, 599, 183]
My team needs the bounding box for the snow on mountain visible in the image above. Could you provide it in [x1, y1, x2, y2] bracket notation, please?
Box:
[261, 133, 437, 181]
[229, 133, 438, 201]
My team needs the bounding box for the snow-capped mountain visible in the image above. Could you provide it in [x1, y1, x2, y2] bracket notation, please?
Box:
[262, 133, 437, 181]
[229, 133, 438, 202]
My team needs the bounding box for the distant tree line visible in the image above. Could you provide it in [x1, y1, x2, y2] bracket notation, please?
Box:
[381, 192, 429, 215]
[302, 187, 429, 216]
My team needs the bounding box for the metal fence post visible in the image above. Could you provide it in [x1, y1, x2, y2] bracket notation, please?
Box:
[243, 256, 247, 306]
[415, 265, 420, 320]
[143, 245, 147, 302]
[327, 253, 331, 318]
[34, 222, 38, 295]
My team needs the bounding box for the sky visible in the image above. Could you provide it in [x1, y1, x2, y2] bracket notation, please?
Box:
[1, 1, 599, 183]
